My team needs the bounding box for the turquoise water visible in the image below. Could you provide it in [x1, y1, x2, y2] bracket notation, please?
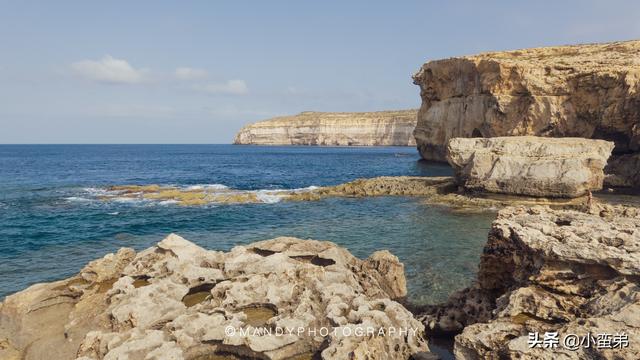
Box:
[0, 145, 494, 304]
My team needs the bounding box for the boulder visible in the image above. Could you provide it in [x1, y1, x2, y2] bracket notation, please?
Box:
[420, 204, 640, 359]
[412, 40, 640, 187]
[446, 136, 614, 198]
[0, 234, 430, 360]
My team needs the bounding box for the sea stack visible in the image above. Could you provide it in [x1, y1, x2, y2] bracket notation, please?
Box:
[412, 40, 640, 187]
[233, 110, 418, 146]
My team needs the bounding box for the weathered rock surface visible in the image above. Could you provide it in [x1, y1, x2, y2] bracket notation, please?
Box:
[447, 136, 614, 198]
[420, 204, 640, 359]
[0, 235, 429, 360]
[412, 40, 640, 187]
[233, 110, 417, 146]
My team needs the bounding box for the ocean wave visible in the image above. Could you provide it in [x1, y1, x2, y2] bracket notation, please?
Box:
[254, 190, 284, 204]
[64, 183, 321, 207]
[184, 184, 229, 191]
[65, 196, 93, 203]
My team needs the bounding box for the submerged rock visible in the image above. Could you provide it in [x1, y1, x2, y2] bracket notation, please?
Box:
[0, 235, 430, 360]
[233, 110, 418, 146]
[446, 136, 614, 198]
[420, 204, 640, 359]
[412, 40, 640, 187]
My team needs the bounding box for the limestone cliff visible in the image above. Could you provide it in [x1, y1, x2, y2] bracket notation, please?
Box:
[412, 40, 640, 186]
[233, 110, 418, 146]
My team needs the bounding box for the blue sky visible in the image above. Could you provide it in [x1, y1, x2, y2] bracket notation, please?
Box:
[1, 1, 639, 144]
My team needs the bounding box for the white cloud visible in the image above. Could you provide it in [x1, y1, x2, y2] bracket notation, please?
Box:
[175, 67, 208, 80]
[71, 55, 147, 84]
[197, 80, 248, 95]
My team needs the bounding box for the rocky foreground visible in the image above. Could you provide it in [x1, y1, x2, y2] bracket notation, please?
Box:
[0, 235, 430, 360]
[2, 203, 639, 359]
[419, 203, 640, 359]
[233, 110, 417, 146]
[412, 40, 640, 187]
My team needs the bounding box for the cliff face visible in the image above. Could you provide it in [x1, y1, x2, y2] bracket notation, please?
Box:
[233, 110, 417, 146]
[412, 40, 640, 186]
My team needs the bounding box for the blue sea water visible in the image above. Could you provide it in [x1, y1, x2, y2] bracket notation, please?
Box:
[0, 145, 494, 304]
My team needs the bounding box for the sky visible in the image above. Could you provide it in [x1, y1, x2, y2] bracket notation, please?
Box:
[1, 1, 639, 144]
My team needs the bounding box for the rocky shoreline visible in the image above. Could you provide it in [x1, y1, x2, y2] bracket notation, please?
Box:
[419, 203, 640, 359]
[2, 201, 638, 359]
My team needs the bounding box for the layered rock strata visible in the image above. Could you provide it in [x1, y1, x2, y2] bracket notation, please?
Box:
[420, 204, 640, 359]
[0, 235, 430, 360]
[412, 40, 640, 187]
[446, 136, 614, 198]
[233, 110, 418, 146]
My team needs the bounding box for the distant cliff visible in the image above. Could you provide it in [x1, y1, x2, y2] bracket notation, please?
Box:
[412, 40, 640, 186]
[233, 110, 418, 146]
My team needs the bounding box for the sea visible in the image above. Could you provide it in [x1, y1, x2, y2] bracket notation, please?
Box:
[0, 144, 495, 305]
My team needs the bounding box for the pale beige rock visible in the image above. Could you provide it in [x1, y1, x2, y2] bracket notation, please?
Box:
[0, 234, 430, 360]
[419, 204, 640, 359]
[233, 110, 418, 146]
[446, 136, 614, 197]
[413, 40, 640, 187]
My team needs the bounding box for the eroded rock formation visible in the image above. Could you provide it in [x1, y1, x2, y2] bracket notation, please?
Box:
[233, 110, 418, 146]
[412, 40, 640, 187]
[0, 235, 430, 360]
[446, 136, 614, 198]
[420, 204, 640, 359]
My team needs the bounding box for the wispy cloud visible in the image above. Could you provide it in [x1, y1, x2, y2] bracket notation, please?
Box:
[85, 104, 175, 118]
[71, 55, 147, 84]
[175, 67, 208, 80]
[196, 80, 248, 95]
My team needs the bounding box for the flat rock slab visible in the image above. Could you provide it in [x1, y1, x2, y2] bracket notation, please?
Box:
[447, 136, 614, 198]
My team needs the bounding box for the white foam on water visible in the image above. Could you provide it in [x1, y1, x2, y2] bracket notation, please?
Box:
[159, 199, 179, 205]
[112, 197, 146, 204]
[255, 190, 284, 204]
[65, 196, 93, 203]
[185, 184, 229, 191]
[108, 211, 119, 215]
[83, 187, 110, 196]
[293, 185, 319, 192]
